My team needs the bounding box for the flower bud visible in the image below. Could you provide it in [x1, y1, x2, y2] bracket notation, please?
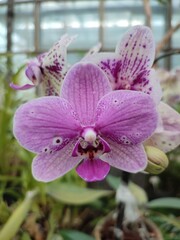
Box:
[144, 146, 169, 174]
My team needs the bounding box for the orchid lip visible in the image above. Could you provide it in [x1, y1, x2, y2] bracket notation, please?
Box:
[71, 135, 111, 158]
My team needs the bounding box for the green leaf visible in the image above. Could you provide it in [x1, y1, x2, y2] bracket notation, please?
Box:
[12, 64, 26, 83]
[147, 197, 180, 209]
[51, 234, 63, 240]
[0, 190, 38, 240]
[60, 230, 95, 240]
[46, 183, 113, 205]
[128, 182, 148, 204]
[106, 175, 120, 190]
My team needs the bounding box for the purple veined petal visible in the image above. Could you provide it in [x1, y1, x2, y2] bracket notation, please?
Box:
[41, 34, 76, 96]
[76, 158, 110, 182]
[32, 139, 82, 182]
[61, 62, 112, 126]
[13, 96, 81, 153]
[145, 102, 180, 152]
[95, 90, 158, 145]
[82, 52, 122, 90]
[101, 137, 147, 173]
[10, 82, 35, 90]
[82, 51, 161, 105]
[115, 26, 155, 79]
[130, 69, 162, 105]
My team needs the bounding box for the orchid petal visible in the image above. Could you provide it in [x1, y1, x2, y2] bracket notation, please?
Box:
[102, 138, 147, 173]
[13, 96, 81, 153]
[115, 26, 155, 76]
[42, 34, 76, 95]
[32, 140, 82, 182]
[82, 42, 102, 59]
[82, 27, 160, 104]
[83, 53, 122, 90]
[10, 82, 35, 90]
[61, 62, 112, 125]
[129, 69, 162, 105]
[25, 62, 42, 85]
[96, 90, 158, 145]
[145, 102, 180, 152]
[76, 158, 110, 182]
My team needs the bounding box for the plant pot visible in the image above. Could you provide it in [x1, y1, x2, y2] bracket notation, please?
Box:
[94, 212, 163, 240]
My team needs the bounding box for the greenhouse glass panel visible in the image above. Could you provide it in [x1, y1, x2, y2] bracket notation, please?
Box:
[104, 0, 145, 49]
[172, 0, 180, 48]
[12, 3, 35, 52]
[0, 6, 7, 52]
[40, 1, 99, 51]
[151, 0, 166, 43]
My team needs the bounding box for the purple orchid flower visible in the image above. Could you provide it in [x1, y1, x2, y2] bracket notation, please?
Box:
[13, 63, 158, 182]
[83, 25, 180, 153]
[10, 34, 76, 96]
[83, 25, 162, 105]
[145, 102, 180, 153]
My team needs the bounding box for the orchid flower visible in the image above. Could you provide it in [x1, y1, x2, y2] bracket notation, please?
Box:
[10, 34, 76, 96]
[83, 25, 162, 105]
[83, 26, 180, 153]
[13, 63, 158, 182]
[145, 102, 180, 153]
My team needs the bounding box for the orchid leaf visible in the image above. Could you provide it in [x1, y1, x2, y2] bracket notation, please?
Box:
[147, 197, 180, 209]
[60, 230, 95, 240]
[0, 190, 37, 240]
[106, 175, 120, 190]
[46, 183, 113, 205]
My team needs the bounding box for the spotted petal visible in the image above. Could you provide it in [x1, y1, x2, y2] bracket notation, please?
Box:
[101, 138, 147, 172]
[13, 96, 81, 153]
[76, 158, 110, 182]
[41, 34, 76, 95]
[32, 140, 82, 182]
[145, 102, 180, 152]
[115, 25, 155, 76]
[82, 26, 161, 104]
[95, 90, 158, 145]
[61, 63, 112, 126]
[116, 26, 162, 103]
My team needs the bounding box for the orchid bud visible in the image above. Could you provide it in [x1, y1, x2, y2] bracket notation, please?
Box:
[144, 146, 169, 174]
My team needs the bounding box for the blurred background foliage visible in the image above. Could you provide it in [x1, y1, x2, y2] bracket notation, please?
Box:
[0, 0, 180, 239]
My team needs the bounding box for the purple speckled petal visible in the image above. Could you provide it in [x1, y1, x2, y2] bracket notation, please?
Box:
[115, 26, 155, 78]
[76, 158, 110, 182]
[95, 90, 158, 145]
[32, 140, 82, 182]
[42, 34, 76, 96]
[82, 52, 120, 90]
[101, 138, 147, 173]
[10, 82, 35, 90]
[82, 27, 160, 104]
[131, 69, 162, 104]
[61, 63, 112, 126]
[13, 96, 81, 153]
[145, 102, 180, 152]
